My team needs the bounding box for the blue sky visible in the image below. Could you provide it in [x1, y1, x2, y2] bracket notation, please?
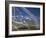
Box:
[26, 7, 40, 17]
[12, 7, 40, 18]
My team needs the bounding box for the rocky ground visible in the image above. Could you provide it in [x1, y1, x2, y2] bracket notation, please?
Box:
[12, 20, 40, 31]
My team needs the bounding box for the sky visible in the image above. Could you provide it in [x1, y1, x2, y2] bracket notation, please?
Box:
[12, 7, 40, 19]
